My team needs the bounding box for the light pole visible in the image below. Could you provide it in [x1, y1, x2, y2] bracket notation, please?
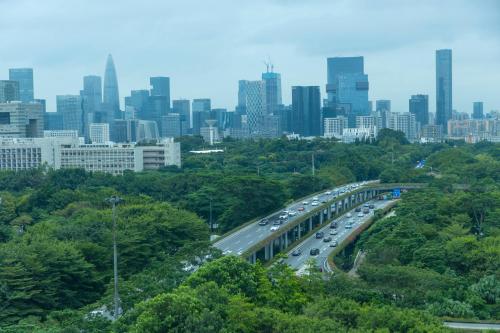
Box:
[105, 195, 123, 320]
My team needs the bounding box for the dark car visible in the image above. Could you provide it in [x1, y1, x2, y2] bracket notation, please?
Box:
[330, 222, 337, 229]
[355, 207, 362, 212]
[258, 218, 269, 226]
[323, 236, 332, 242]
[292, 248, 302, 256]
[310, 248, 320, 256]
[273, 220, 281, 225]
[369, 204, 375, 209]
[315, 232, 324, 239]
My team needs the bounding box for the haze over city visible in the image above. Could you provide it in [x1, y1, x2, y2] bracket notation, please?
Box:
[1, 0, 499, 113]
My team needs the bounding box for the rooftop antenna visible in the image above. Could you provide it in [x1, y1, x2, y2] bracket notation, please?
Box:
[263, 56, 274, 73]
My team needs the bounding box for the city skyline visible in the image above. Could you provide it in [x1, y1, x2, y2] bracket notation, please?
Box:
[1, 0, 499, 114]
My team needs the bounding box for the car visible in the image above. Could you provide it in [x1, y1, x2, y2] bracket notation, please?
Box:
[346, 213, 352, 218]
[273, 220, 281, 225]
[323, 236, 332, 242]
[321, 199, 327, 203]
[330, 241, 338, 247]
[325, 191, 332, 195]
[363, 208, 370, 214]
[311, 201, 319, 206]
[309, 248, 320, 256]
[330, 230, 338, 235]
[357, 213, 364, 217]
[315, 232, 324, 239]
[369, 204, 375, 209]
[363, 203, 369, 208]
[345, 224, 352, 229]
[270, 226, 280, 232]
[288, 210, 297, 216]
[313, 196, 319, 201]
[279, 213, 288, 219]
[291, 248, 302, 256]
[355, 207, 362, 212]
[258, 219, 269, 226]
[298, 207, 305, 211]
[330, 221, 338, 229]
[302, 201, 309, 205]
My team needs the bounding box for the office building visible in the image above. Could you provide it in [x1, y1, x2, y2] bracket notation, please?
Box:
[44, 130, 79, 139]
[262, 70, 282, 115]
[150, 77, 170, 110]
[436, 49, 453, 133]
[324, 116, 347, 138]
[103, 54, 120, 121]
[0, 137, 181, 174]
[57, 95, 84, 135]
[0, 101, 44, 138]
[44, 112, 63, 131]
[238, 80, 266, 135]
[161, 113, 182, 138]
[473, 102, 484, 119]
[342, 128, 373, 143]
[291, 86, 321, 137]
[192, 98, 211, 135]
[421, 125, 443, 143]
[9, 68, 34, 102]
[326, 56, 369, 126]
[80, 75, 102, 123]
[0, 80, 20, 103]
[172, 99, 190, 133]
[409, 94, 429, 126]
[125, 89, 149, 119]
[376, 100, 391, 112]
[388, 112, 417, 142]
[89, 123, 110, 144]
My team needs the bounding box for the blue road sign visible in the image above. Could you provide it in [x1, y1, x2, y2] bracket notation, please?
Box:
[393, 188, 401, 198]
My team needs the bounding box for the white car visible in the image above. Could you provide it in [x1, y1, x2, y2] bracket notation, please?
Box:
[288, 211, 297, 216]
[325, 191, 331, 195]
[311, 201, 319, 206]
[346, 213, 352, 218]
[270, 226, 280, 232]
[357, 213, 364, 217]
[279, 213, 288, 219]
[302, 201, 309, 205]
[313, 196, 319, 201]
[330, 230, 338, 235]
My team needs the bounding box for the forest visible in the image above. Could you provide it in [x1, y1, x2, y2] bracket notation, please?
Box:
[0, 131, 498, 332]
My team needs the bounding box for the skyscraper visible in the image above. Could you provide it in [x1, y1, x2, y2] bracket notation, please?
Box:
[409, 94, 429, 126]
[172, 99, 191, 134]
[80, 75, 102, 137]
[192, 98, 211, 135]
[150, 77, 170, 108]
[57, 95, 84, 136]
[291, 86, 321, 137]
[262, 70, 282, 115]
[472, 102, 484, 119]
[238, 80, 266, 135]
[436, 49, 452, 133]
[9, 68, 34, 102]
[0, 80, 20, 103]
[376, 100, 391, 112]
[103, 54, 120, 121]
[326, 56, 369, 127]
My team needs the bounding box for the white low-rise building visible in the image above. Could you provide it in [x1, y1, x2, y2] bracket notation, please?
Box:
[0, 137, 181, 175]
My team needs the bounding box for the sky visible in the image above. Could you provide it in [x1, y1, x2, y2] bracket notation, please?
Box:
[1, 0, 499, 114]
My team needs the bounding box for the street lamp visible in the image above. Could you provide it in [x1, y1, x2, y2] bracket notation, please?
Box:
[105, 195, 123, 320]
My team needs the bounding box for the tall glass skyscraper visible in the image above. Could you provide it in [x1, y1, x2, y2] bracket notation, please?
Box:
[291, 86, 321, 137]
[57, 95, 84, 135]
[326, 57, 369, 126]
[472, 102, 484, 119]
[261, 71, 282, 115]
[0, 80, 20, 103]
[436, 49, 452, 133]
[238, 80, 266, 135]
[150, 77, 170, 111]
[103, 54, 120, 121]
[409, 94, 429, 126]
[9, 68, 34, 102]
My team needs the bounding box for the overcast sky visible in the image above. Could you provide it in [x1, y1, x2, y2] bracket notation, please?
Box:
[1, 0, 499, 113]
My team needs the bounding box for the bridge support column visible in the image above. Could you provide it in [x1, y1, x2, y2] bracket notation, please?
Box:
[327, 206, 332, 219]
[264, 243, 270, 260]
[320, 211, 324, 224]
[309, 217, 313, 231]
[285, 232, 288, 247]
[269, 241, 274, 259]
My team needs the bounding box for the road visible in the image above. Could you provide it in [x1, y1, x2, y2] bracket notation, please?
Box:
[214, 181, 378, 255]
[283, 199, 394, 272]
[443, 321, 500, 331]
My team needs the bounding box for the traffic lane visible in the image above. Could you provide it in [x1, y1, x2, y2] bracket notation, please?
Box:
[284, 200, 392, 269]
[214, 182, 368, 253]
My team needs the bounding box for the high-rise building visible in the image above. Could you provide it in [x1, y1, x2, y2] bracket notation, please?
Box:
[103, 54, 120, 121]
[323, 116, 347, 138]
[192, 98, 211, 113]
[0, 80, 20, 103]
[145, 95, 169, 134]
[161, 113, 182, 138]
[238, 80, 266, 135]
[326, 57, 369, 127]
[376, 100, 391, 112]
[262, 70, 282, 115]
[472, 102, 484, 119]
[57, 95, 84, 136]
[80, 75, 102, 118]
[291, 86, 321, 137]
[125, 90, 150, 119]
[436, 49, 453, 133]
[172, 99, 191, 133]
[150, 77, 170, 110]
[9, 68, 34, 102]
[409, 94, 429, 126]
[388, 112, 417, 142]
[89, 123, 110, 144]
[0, 101, 43, 137]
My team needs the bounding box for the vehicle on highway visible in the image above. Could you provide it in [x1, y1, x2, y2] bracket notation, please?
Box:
[298, 207, 305, 211]
[311, 201, 319, 206]
[330, 240, 338, 247]
[329, 229, 338, 235]
[323, 236, 332, 242]
[363, 203, 369, 208]
[279, 212, 288, 219]
[330, 221, 338, 229]
[258, 218, 269, 226]
[309, 248, 320, 255]
[302, 201, 309, 205]
[363, 207, 370, 214]
[321, 199, 327, 203]
[288, 210, 297, 216]
[345, 223, 352, 229]
[369, 204, 375, 209]
[325, 191, 331, 195]
[273, 220, 281, 225]
[270, 225, 280, 232]
[355, 207, 362, 212]
[315, 232, 324, 239]
[346, 213, 352, 218]
[291, 248, 302, 256]
[313, 196, 319, 201]
[357, 212, 364, 217]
